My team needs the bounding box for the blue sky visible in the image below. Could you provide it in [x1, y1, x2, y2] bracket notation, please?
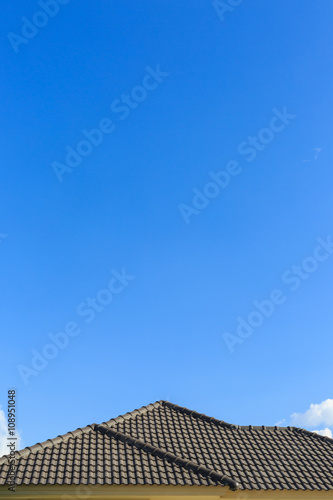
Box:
[1, 0, 333, 452]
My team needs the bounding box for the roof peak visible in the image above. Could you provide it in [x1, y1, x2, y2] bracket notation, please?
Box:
[102, 399, 242, 431]
[1, 399, 332, 467]
[102, 400, 333, 445]
[1, 400, 333, 491]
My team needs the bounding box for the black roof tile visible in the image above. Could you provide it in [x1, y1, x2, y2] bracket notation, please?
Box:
[1, 400, 333, 490]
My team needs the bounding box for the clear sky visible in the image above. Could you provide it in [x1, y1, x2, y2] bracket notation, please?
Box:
[1, 0, 333, 452]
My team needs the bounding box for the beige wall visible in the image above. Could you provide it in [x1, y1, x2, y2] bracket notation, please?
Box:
[1, 485, 333, 500]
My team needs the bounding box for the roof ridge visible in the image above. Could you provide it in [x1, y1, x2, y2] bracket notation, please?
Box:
[163, 403, 333, 444]
[161, 401, 237, 429]
[94, 423, 239, 491]
[290, 426, 333, 444]
[236, 424, 333, 443]
[102, 400, 164, 427]
[0, 424, 96, 465]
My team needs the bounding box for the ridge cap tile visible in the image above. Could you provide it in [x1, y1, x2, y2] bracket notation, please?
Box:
[1, 400, 333, 490]
[94, 423, 239, 491]
[161, 401, 235, 429]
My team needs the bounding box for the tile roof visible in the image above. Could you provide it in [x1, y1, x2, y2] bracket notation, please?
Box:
[1, 400, 333, 491]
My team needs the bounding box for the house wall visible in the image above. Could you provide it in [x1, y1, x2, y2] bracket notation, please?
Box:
[1, 485, 333, 500]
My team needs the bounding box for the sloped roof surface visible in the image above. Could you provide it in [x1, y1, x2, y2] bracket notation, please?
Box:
[1, 400, 333, 491]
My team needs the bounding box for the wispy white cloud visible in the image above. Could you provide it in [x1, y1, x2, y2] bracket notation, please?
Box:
[314, 147, 323, 160]
[0, 406, 22, 458]
[302, 147, 323, 163]
[291, 399, 333, 428]
[274, 419, 286, 426]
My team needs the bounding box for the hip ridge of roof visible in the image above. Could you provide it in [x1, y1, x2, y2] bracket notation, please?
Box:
[94, 423, 239, 491]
